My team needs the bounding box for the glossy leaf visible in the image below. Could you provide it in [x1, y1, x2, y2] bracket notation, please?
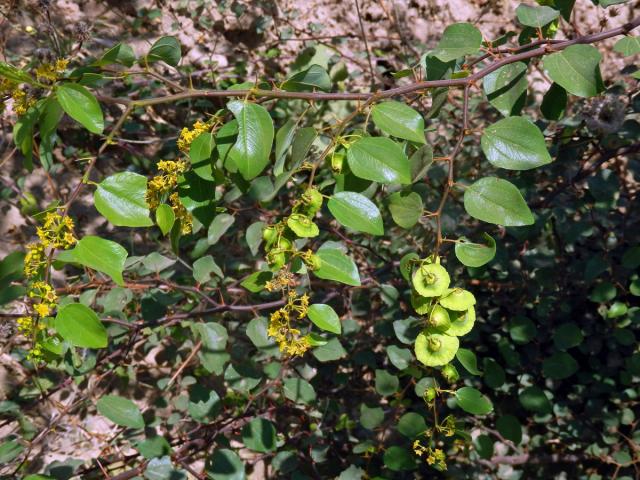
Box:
[56, 83, 104, 134]
[455, 233, 496, 267]
[543, 44, 604, 98]
[314, 248, 361, 286]
[227, 101, 274, 180]
[481, 116, 552, 170]
[371, 101, 426, 143]
[347, 137, 411, 184]
[307, 303, 341, 334]
[59, 235, 128, 286]
[207, 449, 246, 480]
[614, 36, 640, 56]
[328, 191, 384, 235]
[55, 303, 108, 348]
[282, 64, 331, 91]
[155, 204, 175, 236]
[241, 418, 276, 453]
[455, 386, 493, 415]
[208, 214, 235, 245]
[464, 177, 534, 226]
[99, 43, 136, 67]
[456, 348, 482, 375]
[541, 82, 567, 120]
[97, 395, 145, 429]
[94, 172, 153, 227]
[431, 23, 482, 62]
[483, 62, 528, 117]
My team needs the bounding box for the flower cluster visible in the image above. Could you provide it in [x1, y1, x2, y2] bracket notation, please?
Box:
[267, 290, 311, 357]
[34, 58, 68, 82]
[145, 160, 193, 234]
[16, 316, 45, 360]
[177, 119, 211, 153]
[7, 85, 36, 116]
[37, 211, 76, 249]
[413, 440, 447, 470]
[265, 270, 297, 292]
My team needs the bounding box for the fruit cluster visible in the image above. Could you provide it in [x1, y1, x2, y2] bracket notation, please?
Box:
[409, 257, 476, 369]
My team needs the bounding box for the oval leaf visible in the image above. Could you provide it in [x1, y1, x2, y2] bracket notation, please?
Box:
[431, 23, 482, 62]
[464, 177, 534, 226]
[483, 63, 528, 117]
[96, 395, 145, 429]
[228, 101, 274, 180]
[543, 44, 604, 98]
[388, 191, 423, 229]
[55, 303, 107, 348]
[455, 233, 496, 267]
[347, 137, 411, 185]
[314, 248, 361, 286]
[328, 191, 384, 235]
[147, 36, 181, 66]
[94, 172, 153, 227]
[56, 83, 104, 134]
[455, 386, 493, 415]
[456, 348, 482, 375]
[371, 101, 426, 144]
[307, 304, 341, 334]
[516, 4, 560, 27]
[59, 235, 128, 286]
[155, 204, 175, 236]
[481, 116, 552, 170]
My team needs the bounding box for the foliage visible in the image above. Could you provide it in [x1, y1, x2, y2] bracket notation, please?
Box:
[0, 1, 639, 479]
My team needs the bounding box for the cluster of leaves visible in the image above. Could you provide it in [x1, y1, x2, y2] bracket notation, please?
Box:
[0, 1, 639, 479]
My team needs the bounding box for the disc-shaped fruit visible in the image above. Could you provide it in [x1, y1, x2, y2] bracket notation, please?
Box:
[447, 306, 476, 336]
[440, 288, 476, 311]
[411, 290, 432, 315]
[303, 188, 323, 216]
[415, 330, 459, 367]
[412, 263, 450, 297]
[426, 305, 451, 332]
[287, 214, 320, 238]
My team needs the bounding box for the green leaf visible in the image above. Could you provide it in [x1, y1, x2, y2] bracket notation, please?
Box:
[483, 358, 506, 389]
[188, 386, 221, 422]
[245, 221, 265, 256]
[0, 61, 34, 83]
[496, 415, 522, 445]
[519, 386, 552, 414]
[0, 439, 24, 464]
[144, 456, 186, 480]
[397, 412, 427, 438]
[509, 316, 537, 344]
[193, 255, 223, 283]
[481, 116, 552, 170]
[147, 36, 181, 66]
[312, 337, 347, 362]
[371, 101, 426, 143]
[553, 323, 583, 350]
[208, 214, 235, 245]
[60, 236, 128, 286]
[483, 62, 528, 117]
[387, 345, 413, 370]
[55, 303, 108, 348]
[97, 395, 145, 429]
[190, 132, 215, 180]
[314, 248, 361, 286]
[99, 43, 136, 67]
[155, 204, 175, 236]
[283, 378, 317, 404]
[328, 191, 384, 235]
[431, 23, 483, 62]
[455, 233, 496, 267]
[464, 177, 534, 226]
[515, 4, 560, 27]
[347, 137, 411, 184]
[614, 36, 640, 56]
[136, 436, 172, 460]
[456, 348, 482, 375]
[282, 64, 331, 91]
[409, 144, 433, 182]
[94, 172, 153, 227]
[56, 83, 104, 134]
[388, 191, 423, 229]
[455, 386, 494, 415]
[543, 44, 604, 98]
[227, 101, 274, 180]
[207, 449, 246, 480]
[541, 82, 567, 120]
[383, 446, 415, 471]
[360, 403, 384, 429]
[241, 418, 276, 453]
[307, 304, 342, 334]
[542, 352, 578, 379]
[375, 369, 399, 396]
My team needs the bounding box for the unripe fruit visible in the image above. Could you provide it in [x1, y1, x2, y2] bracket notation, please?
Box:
[331, 150, 345, 172]
[426, 305, 451, 332]
[262, 226, 277, 244]
[303, 188, 323, 216]
[305, 253, 322, 271]
[441, 364, 459, 383]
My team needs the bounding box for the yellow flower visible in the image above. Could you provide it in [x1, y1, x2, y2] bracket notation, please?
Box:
[34, 303, 51, 317]
[35, 58, 69, 82]
[37, 212, 76, 249]
[169, 192, 193, 234]
[24, 242, 46, 278]
[177, 120, 211, 153]
[11, 88, 36, 116]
